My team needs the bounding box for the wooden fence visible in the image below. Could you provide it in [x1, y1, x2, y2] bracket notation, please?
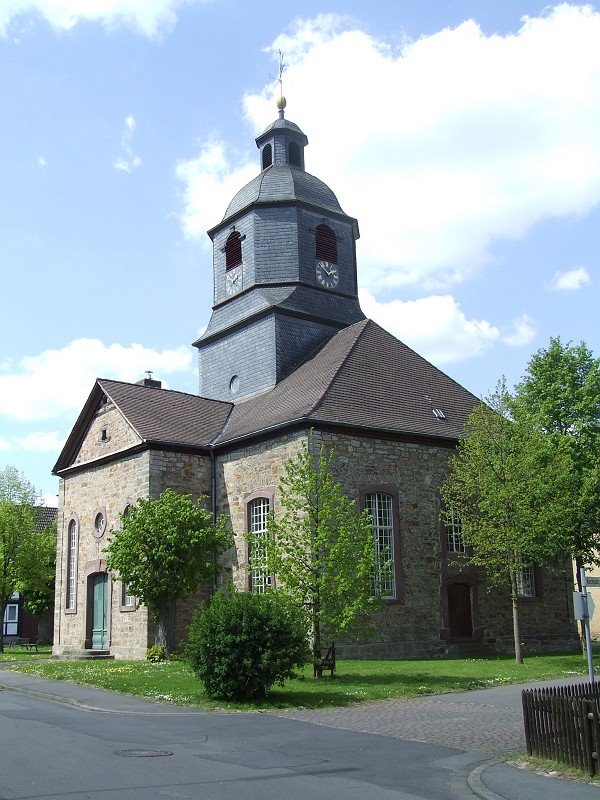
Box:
[522, 681, 600, 775]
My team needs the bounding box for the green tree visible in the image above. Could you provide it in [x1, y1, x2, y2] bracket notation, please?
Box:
[23, 517, 57, 641]
[516, 338, 600, 587]
[0, 467, 55, 652]
[252, 439, 379, 674]
[105, 488, 231, 655]
[441, 382, 576, 664]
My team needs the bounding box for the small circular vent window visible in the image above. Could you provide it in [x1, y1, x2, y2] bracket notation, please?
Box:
[93, 510, 106, 539]
[229, 375, 240, 394]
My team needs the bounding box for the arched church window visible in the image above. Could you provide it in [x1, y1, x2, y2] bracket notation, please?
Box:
[315, 224, 338, 263]
[66, 516, 78, 611]
[261, 143, 272, 170]
[288, 141, 301, 167]
[225, 231, 243, 270]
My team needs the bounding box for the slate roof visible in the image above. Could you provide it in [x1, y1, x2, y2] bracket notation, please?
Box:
[219, 319, 480, 444]
[221, 164, 346, 223]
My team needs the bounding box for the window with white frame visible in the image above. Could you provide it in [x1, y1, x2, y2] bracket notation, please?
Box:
[445, 509, 465, 553]
[517, 564, 536, 597]
[122, 584, 135, 608]
[248, 497, 272, 593]
[66, 518, 78, 610]
[364, 492, 396, 599]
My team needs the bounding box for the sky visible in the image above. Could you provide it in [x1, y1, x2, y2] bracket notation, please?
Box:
[1, 1, 599, 505]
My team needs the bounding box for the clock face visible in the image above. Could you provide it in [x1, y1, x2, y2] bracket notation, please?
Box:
[316, 260, 339, 289]
[226, 266, 242, 296]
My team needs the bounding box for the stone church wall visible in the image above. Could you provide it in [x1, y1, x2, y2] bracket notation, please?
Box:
[53, 447, 213, 660]
[74, 401, 141, 466]
[216, 427, 576, 658]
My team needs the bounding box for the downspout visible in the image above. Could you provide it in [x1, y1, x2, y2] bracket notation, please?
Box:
[211, 447, 218, 595]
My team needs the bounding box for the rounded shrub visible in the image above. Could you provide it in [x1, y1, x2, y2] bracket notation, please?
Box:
[187, 587, 310, 700]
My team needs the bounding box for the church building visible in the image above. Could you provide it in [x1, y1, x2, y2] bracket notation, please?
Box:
[52, 100, 577, 659]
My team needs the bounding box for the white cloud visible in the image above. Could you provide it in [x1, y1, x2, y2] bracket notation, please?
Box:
[114, 114, 142, 173]
[547, 265, 592, 291]
[0, 0, 204, 39]
[177, 6, 600, 291]
[0, 436, 12, 451]
[15, 431, 64, 452]
[500, 314, 537, 346]
[359, 289, 500, 364]
[0, 338, 193, 421]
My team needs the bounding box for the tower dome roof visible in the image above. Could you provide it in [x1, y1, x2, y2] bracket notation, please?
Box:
[221, 164, 345, 223]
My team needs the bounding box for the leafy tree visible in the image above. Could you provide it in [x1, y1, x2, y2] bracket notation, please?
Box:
[23, 518, 57, 641]
[441, 382, 577, 664]
[252, 439, 379, 674]
[516, 338, 600, 587]
[187, 587, 310, 700]
[0, 467, 55, 652]
[105, 488, 231, 655]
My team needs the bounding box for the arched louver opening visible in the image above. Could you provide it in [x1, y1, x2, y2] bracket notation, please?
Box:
[315, 224, 338, 263]
[289, 141, 301, 167]
[261, 143, 272, 170]
[225, 231, 243, 270]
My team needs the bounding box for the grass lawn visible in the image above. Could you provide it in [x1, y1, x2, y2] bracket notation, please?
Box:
[0, 644, 53, 662]
[4, 652, 591, 710]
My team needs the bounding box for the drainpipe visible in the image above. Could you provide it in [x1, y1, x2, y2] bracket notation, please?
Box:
[210, 448, 217, 595]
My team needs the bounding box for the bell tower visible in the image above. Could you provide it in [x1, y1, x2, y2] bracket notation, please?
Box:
[194, 98, 365, 402]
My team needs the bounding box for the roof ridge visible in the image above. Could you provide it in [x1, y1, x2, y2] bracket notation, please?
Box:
[307, 320, 370, 417]
[97, 378, 232, 408]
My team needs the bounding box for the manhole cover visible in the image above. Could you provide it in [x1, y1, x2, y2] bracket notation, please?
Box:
[115, 749, 174, 758]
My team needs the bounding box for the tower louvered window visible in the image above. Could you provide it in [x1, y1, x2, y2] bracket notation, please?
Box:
[262, 143, 272, 170]
[315, 224, 337, 263]
[225, 231, 242, 270]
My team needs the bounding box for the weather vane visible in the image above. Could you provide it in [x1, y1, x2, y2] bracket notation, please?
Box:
[275, 50, 286, 117]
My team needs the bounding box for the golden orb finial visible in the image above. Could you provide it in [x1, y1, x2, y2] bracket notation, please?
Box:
[277, 96, 287, 111]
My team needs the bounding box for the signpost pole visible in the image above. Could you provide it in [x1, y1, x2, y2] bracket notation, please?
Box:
[580, 567, 595, 683]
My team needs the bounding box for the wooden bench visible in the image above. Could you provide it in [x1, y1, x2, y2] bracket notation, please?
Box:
[314, 641, 336, 678]
[5, 637, 38, 651]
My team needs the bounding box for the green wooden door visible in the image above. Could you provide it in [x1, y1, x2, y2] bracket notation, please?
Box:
[91, 573, 108, 650]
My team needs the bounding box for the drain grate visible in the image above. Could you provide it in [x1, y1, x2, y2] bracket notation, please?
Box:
[114, 749, 174, 758]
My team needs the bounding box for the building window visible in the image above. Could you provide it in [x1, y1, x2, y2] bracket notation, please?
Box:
[225, 231, 243, 270]
[93, 508, 107, 539]
[364, 492, 396, 599]
[289, 141, 301, 166]
[517, 564, 536, 598]
[445, 510, 465, 553]
[121, 584, 136, 610]
[66, 517, 78, 611]
[315, 224, 338, 263]
[248, 497, 272, 593]
[261, 143, 272, 169]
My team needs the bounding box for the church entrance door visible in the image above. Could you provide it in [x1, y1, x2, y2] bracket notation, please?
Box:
[91, 573, 108, 649]
[447, 583, 472, 639]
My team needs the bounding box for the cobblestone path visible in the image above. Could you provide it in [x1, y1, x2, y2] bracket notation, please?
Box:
[272, 697, 524, 755]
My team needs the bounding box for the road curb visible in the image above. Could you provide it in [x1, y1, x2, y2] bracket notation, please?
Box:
[467, 762, 508, 800]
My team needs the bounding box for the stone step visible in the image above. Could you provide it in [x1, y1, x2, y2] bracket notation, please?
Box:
[54, 649, 115, 660]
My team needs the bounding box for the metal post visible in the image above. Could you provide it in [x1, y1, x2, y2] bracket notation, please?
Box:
[580, 567, 595, 683]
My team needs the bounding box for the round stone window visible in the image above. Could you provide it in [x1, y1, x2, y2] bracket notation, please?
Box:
[93, 509, 107, 539]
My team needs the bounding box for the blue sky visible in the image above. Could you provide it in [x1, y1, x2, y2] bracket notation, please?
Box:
[1, 1, 599, 504]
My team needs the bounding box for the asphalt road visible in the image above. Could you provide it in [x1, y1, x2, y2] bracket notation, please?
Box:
[0, 686, 484, 800]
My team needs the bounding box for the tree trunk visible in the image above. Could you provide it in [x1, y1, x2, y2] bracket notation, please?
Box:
[154, 598, 176, 656]
[510, 572, 523, 665]
[312, 608, 323, 678]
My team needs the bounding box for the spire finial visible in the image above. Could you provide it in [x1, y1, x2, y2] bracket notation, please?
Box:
[276, 50, 286, 118]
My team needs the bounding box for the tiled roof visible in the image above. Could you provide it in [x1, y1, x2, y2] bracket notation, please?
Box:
[98, 380, 232, 448]
[219, 319, 480, 443]
[36, 507, 57, 529]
